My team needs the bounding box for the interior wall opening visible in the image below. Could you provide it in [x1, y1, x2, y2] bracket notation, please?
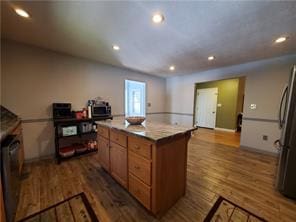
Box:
[193, 76, 246, 148]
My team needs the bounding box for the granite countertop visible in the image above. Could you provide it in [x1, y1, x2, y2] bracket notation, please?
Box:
[0, 106, 21, 142]
[96, 119, 197, 142]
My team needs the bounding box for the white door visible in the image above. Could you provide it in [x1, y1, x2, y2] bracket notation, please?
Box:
[125, 80, 146, 117]
[195, 88, 218, 128]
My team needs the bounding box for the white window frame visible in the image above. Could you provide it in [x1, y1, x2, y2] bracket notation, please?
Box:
[125, 79, 146, 117]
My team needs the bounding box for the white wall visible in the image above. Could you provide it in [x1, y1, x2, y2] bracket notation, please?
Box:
[2, 39, 296, 158]
[240, 64, 292, 154]
[1, 40, 166, 160]
[166, 54, 296, 154]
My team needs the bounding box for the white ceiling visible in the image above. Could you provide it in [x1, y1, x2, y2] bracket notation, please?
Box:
[1, 1, 296, 77]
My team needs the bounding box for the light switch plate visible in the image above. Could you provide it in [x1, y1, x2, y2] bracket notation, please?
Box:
[250, 104, 257, 110]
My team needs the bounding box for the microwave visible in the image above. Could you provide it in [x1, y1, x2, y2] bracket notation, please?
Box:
[92, 104, 111, 117]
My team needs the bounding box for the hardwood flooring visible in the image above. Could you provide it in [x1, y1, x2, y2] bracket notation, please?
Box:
[16, 130, 296, 222]
[18, 193, 98, 222]
[195, 128, 241, 148]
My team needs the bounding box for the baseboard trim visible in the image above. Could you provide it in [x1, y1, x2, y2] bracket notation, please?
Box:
[24, 154, 55, 163]
[214, 127, 236, 133]
[240, 146, 279, 157]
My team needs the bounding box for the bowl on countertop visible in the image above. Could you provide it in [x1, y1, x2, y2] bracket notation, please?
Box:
[125, 116, 146, 125]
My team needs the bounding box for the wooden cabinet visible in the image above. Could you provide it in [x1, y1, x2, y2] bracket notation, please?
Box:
[98, 127, 128, 187]
[109, 129, 128, 188]
[98, 136, 110, 171]
[110, 129, 127, 147]
[97, 123, 191, 217]
[97, 126, 109, 139]
[128, 136, 153, 209]
[98, 126, 110, 171]
[128, 151, 151, 186]
[129, 173, 151, 210]
[128, 136, 152, 159]
[110, 142, 127, 188]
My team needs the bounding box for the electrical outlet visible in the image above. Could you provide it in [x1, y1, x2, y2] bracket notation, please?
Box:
[250, 104, 257, 110]
[263, 135, 268, 141]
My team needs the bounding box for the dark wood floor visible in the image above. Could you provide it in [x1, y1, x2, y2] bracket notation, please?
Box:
[16, 130, 296, 222]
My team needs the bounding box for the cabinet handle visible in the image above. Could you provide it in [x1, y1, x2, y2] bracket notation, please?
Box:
[134, 145, 140, 149]
[134, 166, 140, 170]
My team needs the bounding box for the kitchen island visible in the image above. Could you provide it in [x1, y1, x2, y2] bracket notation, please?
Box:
[96, 119, 196, 217]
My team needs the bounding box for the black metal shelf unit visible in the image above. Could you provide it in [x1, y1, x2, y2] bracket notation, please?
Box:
[53, 116, 113, 164]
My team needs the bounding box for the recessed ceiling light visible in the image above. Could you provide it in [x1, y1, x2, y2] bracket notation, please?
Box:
[15, 8, 30, 18]
[152, 13, 164, 24]
[275, 36, 287, 43]
[112, 45, 120, 51]
[169, 65, 175, 71]
[208, 56, 215, 61]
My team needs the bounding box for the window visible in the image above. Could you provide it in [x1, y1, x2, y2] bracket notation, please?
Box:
[125, 80, 146, 117]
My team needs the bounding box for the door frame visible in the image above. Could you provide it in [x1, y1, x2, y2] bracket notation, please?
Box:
[124, 79, 147, 117]
[193, 83, 217, 127]
[192, 77, 246, 128]
[194, 87, 218, 128]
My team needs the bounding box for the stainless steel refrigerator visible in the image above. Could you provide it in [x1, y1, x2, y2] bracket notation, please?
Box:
[275, 65, 296, 199]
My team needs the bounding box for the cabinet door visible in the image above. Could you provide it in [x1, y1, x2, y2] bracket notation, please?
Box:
[110, 129, 127, 147]
[97, 126, 109, 139]
[110, 142, 127, 188]
[129, 173, 151, 210]
[98, 136, 110, 171]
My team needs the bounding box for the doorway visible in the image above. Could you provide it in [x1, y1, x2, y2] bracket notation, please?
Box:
[194, 87, 218, 128]
[193, 77, 246, 148]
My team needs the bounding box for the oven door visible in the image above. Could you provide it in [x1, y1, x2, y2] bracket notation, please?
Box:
[92, 106, 108, 116]
[1, 135, 21, 222]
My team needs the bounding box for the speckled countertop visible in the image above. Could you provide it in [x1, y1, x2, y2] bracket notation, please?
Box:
[0, 106, 21, 142]
[96, 119, 197, 142]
